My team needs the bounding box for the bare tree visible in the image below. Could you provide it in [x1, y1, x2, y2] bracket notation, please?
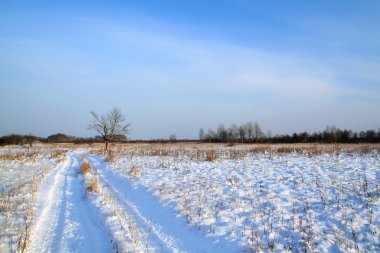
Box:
[246, 121, 254, 143]
[199, 128, 205, 143]
[253, 122, 262, 142]
[205, 128, 216, 142]
[169, 133, 177, 142]
[239, 125, 246, 143]
[266, 130, 272, 140]
[217, 123, 228, 142]
[228, 124, 240, 142]
[88, 107, 130, 150]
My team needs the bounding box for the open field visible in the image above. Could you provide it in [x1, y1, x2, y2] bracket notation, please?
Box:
[0, 143, 379, 252]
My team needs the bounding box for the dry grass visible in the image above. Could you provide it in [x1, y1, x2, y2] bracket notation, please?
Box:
[101, 143, 380, 164]
[89, 148, 103, 156]
[86, 177, 99, 193]
[78, 158, 99, 193]
[249, 145, 273, 154]
[79, 160, 91, 174]
[106, 149, 115, 162]
[0, 149, 66, 162]
[129, 167, 137, 177]
[49, 150, 66, 159]
[88, 147, 117, 161]
[0, 151, 39, 161]
[205, 150, 218, 161]
[0, 167, 52, 252]
[228, 149, 246, 159]
[272, 143, 380, 156]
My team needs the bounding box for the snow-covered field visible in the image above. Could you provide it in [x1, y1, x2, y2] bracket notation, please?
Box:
[0, 143, 379, 252]
[0, 146, 66, 252]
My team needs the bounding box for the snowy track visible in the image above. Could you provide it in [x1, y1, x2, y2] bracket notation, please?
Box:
[28, 153, 237, 252]
[88, 155, 239, 253]
[15, 147, 378, 252]
[28, 153, 112, 253]
[27, 152, 238, 253]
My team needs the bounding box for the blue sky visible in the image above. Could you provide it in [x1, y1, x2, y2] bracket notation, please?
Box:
[1, 1, 379, 139]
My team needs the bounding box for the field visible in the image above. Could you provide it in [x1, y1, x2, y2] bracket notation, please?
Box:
[0, 143, 379, 252]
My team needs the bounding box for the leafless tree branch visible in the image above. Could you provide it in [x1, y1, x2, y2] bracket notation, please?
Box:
[88, 107, 130, 149]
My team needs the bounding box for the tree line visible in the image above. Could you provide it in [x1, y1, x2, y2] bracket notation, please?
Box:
[198, 123, 380, 143]
[0, 108, 130, 148]
[0, 133, 106, 146]
[199, 121, 266, 143]
[1, 120, 379, 146]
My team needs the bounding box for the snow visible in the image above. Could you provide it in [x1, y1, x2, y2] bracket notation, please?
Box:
[1, 144, 379, 252]
[108, 147, 380, 252]
[88, 154, 239, 252]
[28, 153, 113, 253]
[0, 146, 65, 252]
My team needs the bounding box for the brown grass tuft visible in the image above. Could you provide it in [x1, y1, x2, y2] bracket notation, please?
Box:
[129, 167, 137, 177]
[89, 148, 103, 156]
[205, 150, 218, 161]
[0, 151, 39, 161]
[80, 160, 91, 174]
[249, 145, 273, 154]
[106, 149, 115, 162]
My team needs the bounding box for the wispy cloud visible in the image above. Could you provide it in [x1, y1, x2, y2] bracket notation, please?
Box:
[1, 7, 379, 138]
[79, 17, 342, 99]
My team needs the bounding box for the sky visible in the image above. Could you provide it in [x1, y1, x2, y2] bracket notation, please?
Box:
[1, 0, 379, 139]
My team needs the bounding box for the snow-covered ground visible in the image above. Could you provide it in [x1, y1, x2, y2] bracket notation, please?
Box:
[1, 144, 379, 252]
[0, 146, 66, 252]
[108, 146, 380, 252]
[28, 152, 113, 253]
[88, 154, 238, 252]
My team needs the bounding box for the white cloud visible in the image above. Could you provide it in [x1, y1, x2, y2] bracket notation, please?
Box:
[78, 17, 344, 101]
[2, 12, 379, 138]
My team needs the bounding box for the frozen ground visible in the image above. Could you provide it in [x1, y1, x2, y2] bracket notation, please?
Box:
[0, 146, 65, 252]
[0, 144, 379, 252]
[109, 146, 380, 252]
[88, 154, 238, 252]
[28, 153, 113, 253]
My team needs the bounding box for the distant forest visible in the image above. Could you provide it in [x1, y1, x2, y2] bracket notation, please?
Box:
[0, 133, 103, 146]
[198, 122, 380, 143]
[1, 124, 380, 146]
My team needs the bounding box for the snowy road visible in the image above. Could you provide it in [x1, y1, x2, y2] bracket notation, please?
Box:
[27, 153, 112, 253]
[27, 152, 238, 253]
[88, 155, 239, 253]
[4, 146, 378, 252]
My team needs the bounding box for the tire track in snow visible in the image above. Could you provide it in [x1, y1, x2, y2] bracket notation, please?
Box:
[27, 154, 71, 252]
[101, 174, 183, 252]
[88, 155, 184, 253]
[28, 153, 113, 253]
[88, 154, 238, 253]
